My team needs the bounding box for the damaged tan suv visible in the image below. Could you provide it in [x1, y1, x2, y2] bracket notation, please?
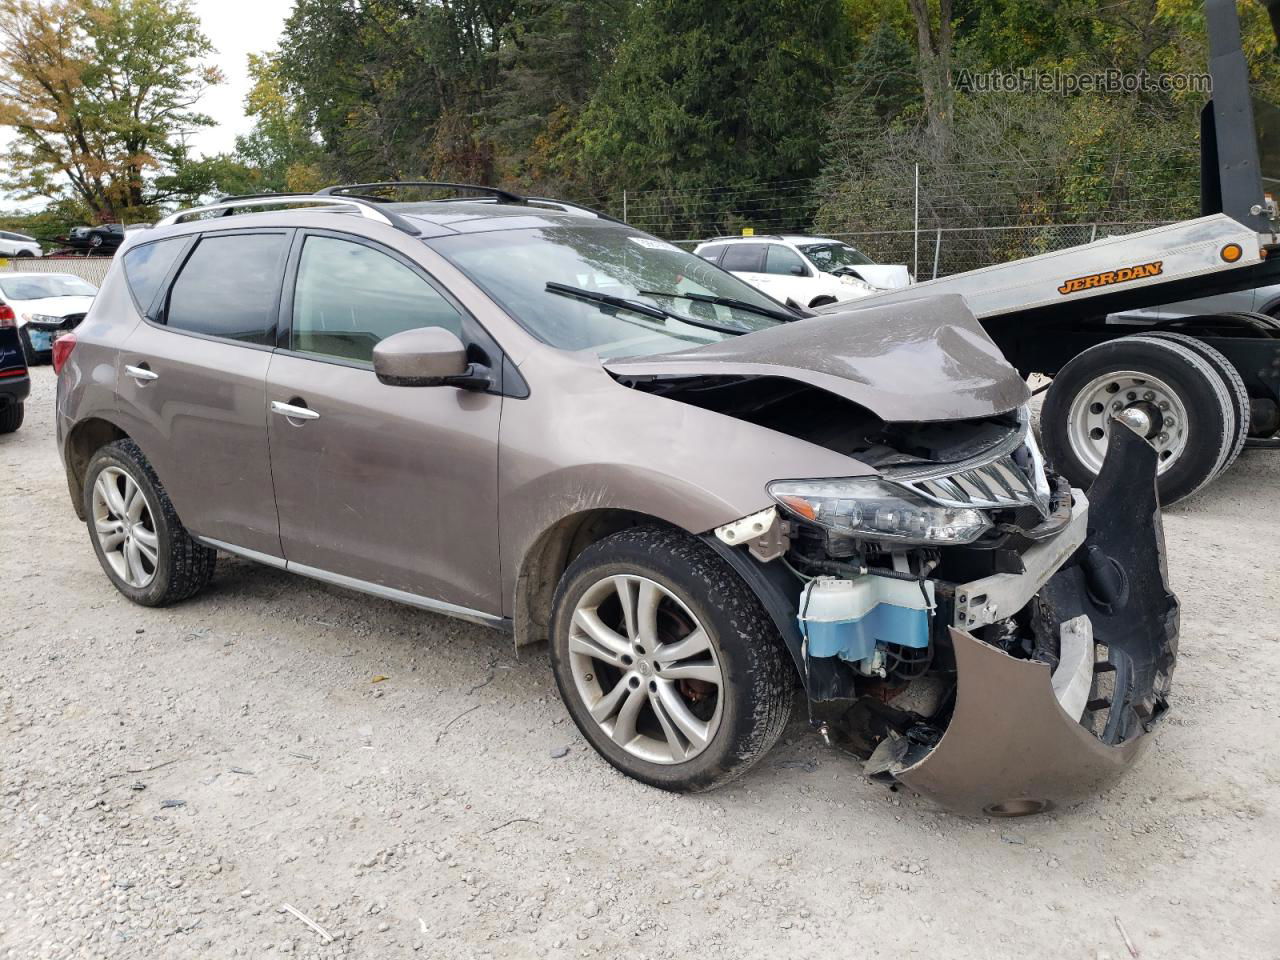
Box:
[55, 185, 1178, 816]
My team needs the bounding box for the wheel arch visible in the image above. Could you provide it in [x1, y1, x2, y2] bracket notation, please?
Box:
[512, 509, 683, 649]
[64, 416, 132, 520]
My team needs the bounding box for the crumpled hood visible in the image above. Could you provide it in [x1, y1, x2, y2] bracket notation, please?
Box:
[841, 263, 912, 290]
[605, 293, 1029, 422]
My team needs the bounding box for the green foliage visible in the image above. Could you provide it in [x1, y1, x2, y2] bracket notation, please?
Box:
[573, 0, 851, 232]
[0, 0, 221, 217]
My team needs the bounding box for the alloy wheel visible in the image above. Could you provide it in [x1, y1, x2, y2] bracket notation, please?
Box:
[91, 467, 159, 588]
[567, 574, 724, 764]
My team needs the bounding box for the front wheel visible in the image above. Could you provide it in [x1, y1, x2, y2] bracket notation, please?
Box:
[549, 526, 793, 792]
[1041, 336, 1236, 504]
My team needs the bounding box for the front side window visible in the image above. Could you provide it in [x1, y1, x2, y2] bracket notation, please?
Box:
[428, 224, 789, 359]
[122, 238, 186, 314]
[291, 235, 464, 363]
[165, 233, 288, 345]
[764, 244, 808, 277]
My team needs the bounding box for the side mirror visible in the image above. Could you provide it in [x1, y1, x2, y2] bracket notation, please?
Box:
[374, 327, 482, 387]
[789, 264, 807, 277]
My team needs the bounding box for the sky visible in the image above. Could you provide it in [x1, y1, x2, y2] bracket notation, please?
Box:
[1, 0, 296, 208]
[188, 0, 297, 156]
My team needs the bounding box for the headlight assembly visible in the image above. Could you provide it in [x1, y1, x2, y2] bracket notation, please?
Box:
[768, 477, 992, 545]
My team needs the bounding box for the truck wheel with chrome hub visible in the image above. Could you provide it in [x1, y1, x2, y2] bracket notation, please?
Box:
[549, 525, 793, 792]
[1041, 335, 1236, 505]
[83, 439, 217, 606]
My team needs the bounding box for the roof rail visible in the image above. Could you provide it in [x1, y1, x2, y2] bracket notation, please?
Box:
[317, 181, 526, 204]
[155, 195, 419, 235]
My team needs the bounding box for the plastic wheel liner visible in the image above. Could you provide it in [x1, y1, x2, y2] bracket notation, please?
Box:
[890, 424, 1180, 816]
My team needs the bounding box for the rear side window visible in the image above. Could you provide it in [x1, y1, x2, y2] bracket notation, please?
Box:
[122, 239, 186, 315]
[698, 244, 726, 264]
[764, 244, 808, 276]
[719, 243, 765, 272]
[165, 233, 288, 345]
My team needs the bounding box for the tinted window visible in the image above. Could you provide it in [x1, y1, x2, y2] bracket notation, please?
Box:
[291, 236, 463, 363]
[122, 239, 186, 314]
[764, 244, 808, 276]
[719, 243, 765, 272]
[698, 244, 726, 264]
[165, 234, 287, 345]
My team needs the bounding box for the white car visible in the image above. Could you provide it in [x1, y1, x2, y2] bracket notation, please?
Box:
[694, 235, 911, 309]
[0, 272, 98, 363]
[0, 230, 43, 258]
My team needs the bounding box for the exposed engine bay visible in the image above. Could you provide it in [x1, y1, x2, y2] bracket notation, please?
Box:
[705, 405, 1179, 817]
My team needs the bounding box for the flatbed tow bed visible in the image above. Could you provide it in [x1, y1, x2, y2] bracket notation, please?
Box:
[848, 0, 1280, 503]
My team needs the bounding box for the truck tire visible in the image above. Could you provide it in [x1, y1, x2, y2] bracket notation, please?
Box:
[0, 401, 23, 434]
[1139, 332, 1249, 478]
[549, 525, 793, 793]
[1041, 336, 1236, 505]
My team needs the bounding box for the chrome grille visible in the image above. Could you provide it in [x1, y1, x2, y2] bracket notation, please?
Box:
[894, 452, 1051, 516]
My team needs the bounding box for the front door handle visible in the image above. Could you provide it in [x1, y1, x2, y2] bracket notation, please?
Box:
[270, 400, 320, 421]
[125, 364, 158, 383]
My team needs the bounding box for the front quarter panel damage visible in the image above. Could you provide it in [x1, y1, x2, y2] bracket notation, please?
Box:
[897, 424, 1179, 815]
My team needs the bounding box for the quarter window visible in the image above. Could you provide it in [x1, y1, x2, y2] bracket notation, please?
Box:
[165, 234, 288, 345]
[291, 235, 463, 364]
[764, 244, 808, 277]
[122, 238, 187, 315]
[697, 244, 727, 264]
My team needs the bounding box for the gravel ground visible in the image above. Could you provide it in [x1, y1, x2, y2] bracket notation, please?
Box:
[2, 367, 1279, 960]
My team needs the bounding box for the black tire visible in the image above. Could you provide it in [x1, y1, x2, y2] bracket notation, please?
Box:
[549, 525, 793, 792]
[83, 438, 216, 606]
[1042, 336, 1235, 505]
[14, 249, 33, 258]
[1139, 332, 1248, 477]
[0, 402, 23, 434]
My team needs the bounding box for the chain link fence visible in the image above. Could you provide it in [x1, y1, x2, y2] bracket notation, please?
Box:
[0, 256, 112, 286]
[583, 152, 1197, 277]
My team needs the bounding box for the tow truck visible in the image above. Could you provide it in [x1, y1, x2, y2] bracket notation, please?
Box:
[852, 0, 1280, 504]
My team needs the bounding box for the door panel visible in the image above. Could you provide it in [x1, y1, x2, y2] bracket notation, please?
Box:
[116, 322, 280, 555]
[112, 230, 289, 556]
[266, 231, 502, 613]
[266, 354, 502, 611]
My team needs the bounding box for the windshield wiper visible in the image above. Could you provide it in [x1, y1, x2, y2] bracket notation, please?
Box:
[636, 289, 798, 324]
[545, 282, 746, 335]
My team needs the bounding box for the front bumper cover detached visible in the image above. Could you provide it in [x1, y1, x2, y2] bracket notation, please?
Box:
[893, 424, 1180, 815]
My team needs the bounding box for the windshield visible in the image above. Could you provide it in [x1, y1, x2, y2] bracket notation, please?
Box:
[0, 275, 97, 300]
[426, 224, 789, 358]
[797, 242, 874, 271]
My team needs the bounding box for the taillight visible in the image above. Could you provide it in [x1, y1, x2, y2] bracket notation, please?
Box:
[51, 332, 77, 374]
[0, 303, 14, 328]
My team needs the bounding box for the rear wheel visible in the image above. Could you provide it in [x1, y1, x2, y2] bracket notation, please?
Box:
[549, 525, 793, 792]
[1042, 336, 1235, 504]
[83, 439, 216, 606]
[0, 402, 23, 434]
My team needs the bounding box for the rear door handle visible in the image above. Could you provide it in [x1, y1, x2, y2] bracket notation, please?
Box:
[125, 364, 158, 383]
[270, 400, 320, 421]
